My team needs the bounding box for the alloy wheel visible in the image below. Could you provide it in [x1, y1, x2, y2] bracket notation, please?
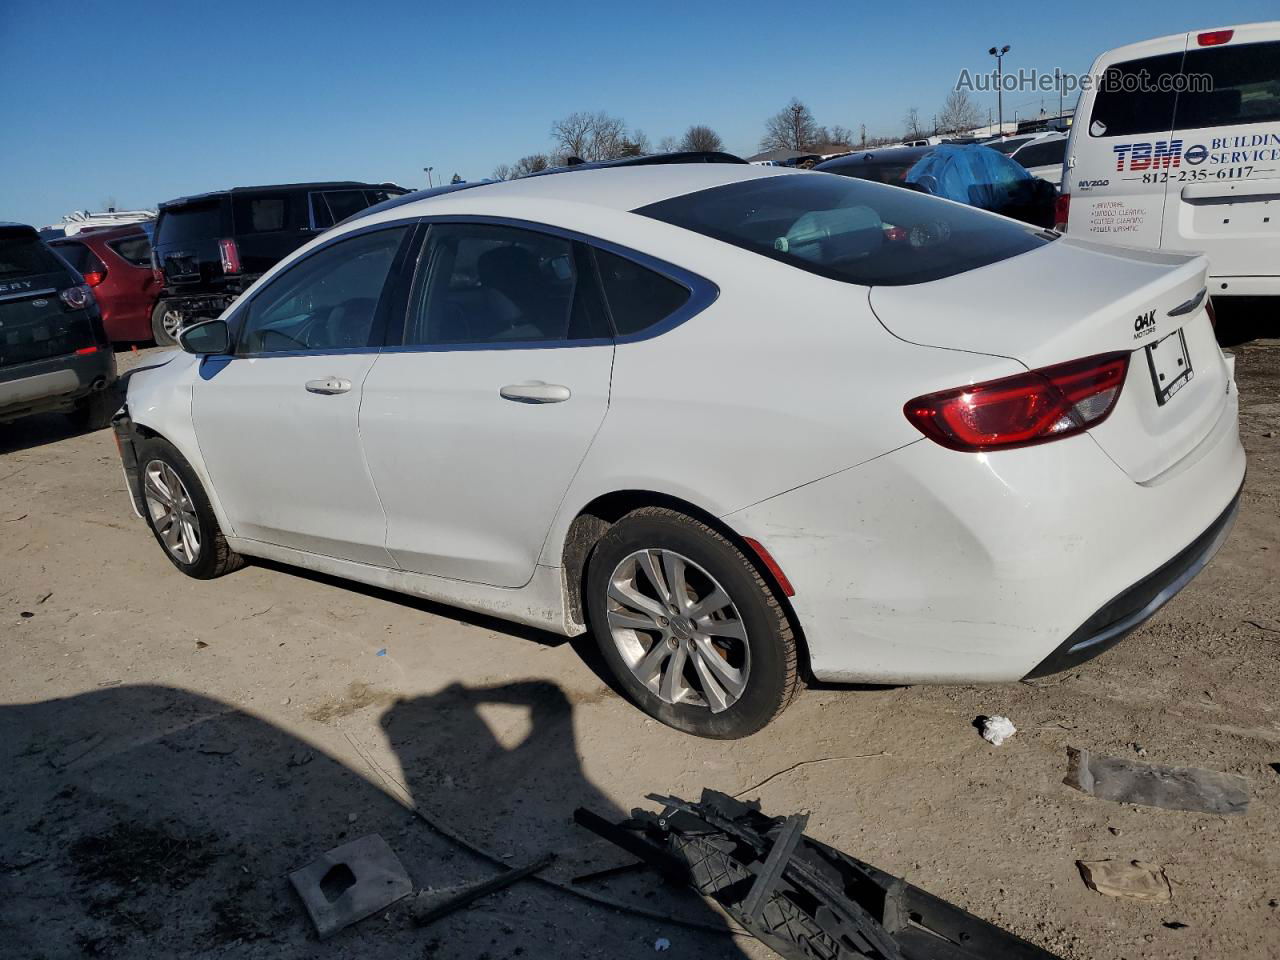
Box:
[605, 549, 750, 713]
[161, 308, 183, 339]
[143, 460, 201, 564]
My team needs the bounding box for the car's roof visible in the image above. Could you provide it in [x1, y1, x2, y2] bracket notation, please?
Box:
[354, 164, 803, 222]
[159, 181, 406, 209]
[815, 146, 933, 171]
[0, 222, 38, 238]
[50, 223, 147, 245]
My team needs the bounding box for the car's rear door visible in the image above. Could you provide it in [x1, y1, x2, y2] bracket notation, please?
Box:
[358, 220, 615, 588]
[190, 223, 415, 566]
[1067, 39, 1185, 246]
[1157, 25, 1280, 283]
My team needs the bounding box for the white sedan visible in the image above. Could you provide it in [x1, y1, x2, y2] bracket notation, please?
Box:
[114, 164, 1245, 738]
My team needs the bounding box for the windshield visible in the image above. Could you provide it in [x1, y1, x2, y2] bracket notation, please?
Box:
[636, 174, 1051, 286]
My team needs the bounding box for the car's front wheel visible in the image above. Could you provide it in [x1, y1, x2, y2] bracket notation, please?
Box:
[585, 507, 798, 738]
[135, 437, 244, 579]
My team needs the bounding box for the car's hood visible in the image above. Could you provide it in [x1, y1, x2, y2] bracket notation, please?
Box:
[869, 236, 1207, 370]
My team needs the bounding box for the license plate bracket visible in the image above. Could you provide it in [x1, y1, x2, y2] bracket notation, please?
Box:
[1145, 327, 1193, 406]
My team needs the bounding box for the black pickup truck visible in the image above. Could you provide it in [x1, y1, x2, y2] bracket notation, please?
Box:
[149, 180, 406, 344]
[0, 223, 117, 429]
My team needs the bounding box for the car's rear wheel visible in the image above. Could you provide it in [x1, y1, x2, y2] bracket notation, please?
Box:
[585, 507, 798, 738]
[67, 389, 117, 432]
[135, 437, 243, 579]
[151, 300, 183, 346]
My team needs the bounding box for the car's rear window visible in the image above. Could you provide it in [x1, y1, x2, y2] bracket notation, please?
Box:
[50, 241, 106, 276]
[1176, 40, 1280, 130]
[0, 233, 68, 281]
[156, 201, 224, 245]
[108, 234, 152, 266]
[636, 174, 1051, 287]
[834, 160, 916, 185]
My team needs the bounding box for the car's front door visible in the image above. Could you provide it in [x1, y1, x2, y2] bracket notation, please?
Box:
[191, 224, 413, 566]
[359, 221, 615, 587]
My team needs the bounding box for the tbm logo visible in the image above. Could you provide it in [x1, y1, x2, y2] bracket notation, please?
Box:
[1134, 309, 1156, 333]
[1112, 140, 1183, 171]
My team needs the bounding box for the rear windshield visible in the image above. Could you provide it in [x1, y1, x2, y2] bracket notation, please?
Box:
[156, 201, 224, 245]
[0, 233, 68, 281]
[109, 234, 152, 266]
[1088, 52, 1183, 138]
[1177, 40, 1280, 129]
[51, 241, 105, 275]
[832, 160, 916, 186]
[636, 174, 1051, 286]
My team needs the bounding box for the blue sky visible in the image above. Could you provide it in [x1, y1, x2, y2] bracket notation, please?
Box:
[2, 0, 1275, 226]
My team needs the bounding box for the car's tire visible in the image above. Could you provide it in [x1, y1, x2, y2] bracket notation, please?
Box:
[67, 388, 118, 432]
[585, 507, 798, 738]
[134, 437, 244, 580]
[151, 300, 183, 346]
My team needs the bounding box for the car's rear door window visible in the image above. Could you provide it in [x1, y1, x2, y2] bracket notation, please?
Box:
[1175, 40, 1280, 129]
[592, 248, 690, 335]
[1087, 52, 1183, 138]
[405, 223, 610, 346]
[1013, 139, 1066, 168]
[108, 235, 152, 266]
[233, 195, 288, 233]
[638, 174, 1051, 286]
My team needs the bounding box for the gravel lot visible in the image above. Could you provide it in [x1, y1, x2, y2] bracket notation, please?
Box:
[1, 340, 1278, 959]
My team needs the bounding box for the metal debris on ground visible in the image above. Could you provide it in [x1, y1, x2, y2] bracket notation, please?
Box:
[575, 788, 1060, 960]
[654, 937, 671, 951]
[411, 853, 554, 927]
[1063, 746, 1249, 814]
[1076, 860, 1172, 902]
[980, 715, 1017, 746]
[289, 834, 413, 939]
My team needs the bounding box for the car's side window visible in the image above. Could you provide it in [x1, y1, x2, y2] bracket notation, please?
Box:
[592, 248, 691, 337]
[405, 223, 610, 346]
[237, 227, 408, 355]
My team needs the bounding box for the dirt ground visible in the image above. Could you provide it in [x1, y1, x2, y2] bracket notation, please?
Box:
[2, 339, 1278, 960]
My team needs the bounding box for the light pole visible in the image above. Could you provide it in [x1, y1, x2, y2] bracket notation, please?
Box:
[989, 44, 1010, 134]
[423, 166, 434, 189]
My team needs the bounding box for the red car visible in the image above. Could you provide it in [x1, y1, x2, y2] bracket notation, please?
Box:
[50, 225, 159, 342]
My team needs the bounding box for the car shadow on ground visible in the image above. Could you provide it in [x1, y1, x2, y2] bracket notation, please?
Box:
[0, 680, 747, 958]
[0, 411, 105, 456]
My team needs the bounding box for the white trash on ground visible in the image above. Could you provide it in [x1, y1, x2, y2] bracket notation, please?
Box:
[980, 716, 1017, 746]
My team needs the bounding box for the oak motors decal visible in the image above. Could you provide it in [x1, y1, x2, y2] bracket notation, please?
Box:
[1112, 132, 1280, 184]
[1133, 308, 1157, 340]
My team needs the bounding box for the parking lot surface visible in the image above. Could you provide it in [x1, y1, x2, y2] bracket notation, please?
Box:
[2, 342, 1278, 959]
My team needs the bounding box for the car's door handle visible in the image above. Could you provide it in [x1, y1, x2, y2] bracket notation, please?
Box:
[304, 377, 352, 395]
[499, 381, 571, 404]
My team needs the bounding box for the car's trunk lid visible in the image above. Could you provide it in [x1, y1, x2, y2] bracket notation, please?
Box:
[870, 236, 1230, 482]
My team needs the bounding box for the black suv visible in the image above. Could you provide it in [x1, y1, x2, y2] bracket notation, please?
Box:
[150, 181, 406, 344]
[0, 223, 117, 429]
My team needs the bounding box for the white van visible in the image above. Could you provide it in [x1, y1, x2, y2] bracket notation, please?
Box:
[1060, 21, 1280, 299]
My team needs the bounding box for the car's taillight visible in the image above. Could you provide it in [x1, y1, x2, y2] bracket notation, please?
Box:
[1054, 193, 1070, 231]
[83, 270, 105, 287]
[58, 284, 94, 310]
[219, 238, 241, 274]
[904, 352, 1131, 452]
[1198, 29, 1233, 46]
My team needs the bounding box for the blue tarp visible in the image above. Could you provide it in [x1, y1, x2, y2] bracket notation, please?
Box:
[905, 144, 1032, 210]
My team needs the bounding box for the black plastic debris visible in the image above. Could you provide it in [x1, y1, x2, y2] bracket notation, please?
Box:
[289, 834, 413, 939]
[575, 789, 1060, 960]
[1063, 747, 1249, 815]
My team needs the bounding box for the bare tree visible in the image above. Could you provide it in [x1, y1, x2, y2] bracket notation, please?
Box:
[826, 124, 854, 146]
[550, 110, 636, 162]
[492, 162, 514, 181]
[938, 89, 982, 135]
[903, 107, 922, 139]
[619, 129, 650, 157]
[760, 98, 820, 151]
[680, 124, 725, 152]
[657, 134, 679, 152]
[513, 154, 551, 176]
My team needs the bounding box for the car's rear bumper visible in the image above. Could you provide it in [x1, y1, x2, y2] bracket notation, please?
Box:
[725, 387, 1245, 684]
[0, 348, 116, 422]
[1023, 481, 1241, 678]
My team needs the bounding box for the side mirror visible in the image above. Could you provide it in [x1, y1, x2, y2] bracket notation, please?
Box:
[178, 318, 231, 355]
